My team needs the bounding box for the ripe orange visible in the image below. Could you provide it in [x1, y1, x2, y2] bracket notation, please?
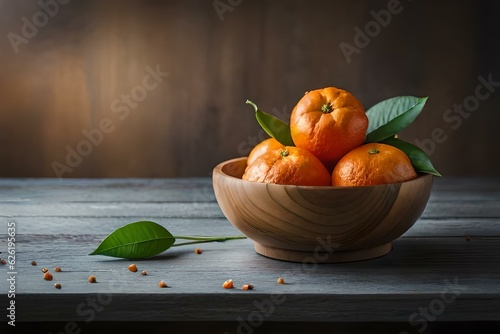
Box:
[242, 146, 331, 186]
[246, 137, 283, 167]
[332, 143, 417, 186]
[290, 87, 368, 171]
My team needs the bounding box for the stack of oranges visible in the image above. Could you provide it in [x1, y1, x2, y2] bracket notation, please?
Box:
[242, 87, 418, 187]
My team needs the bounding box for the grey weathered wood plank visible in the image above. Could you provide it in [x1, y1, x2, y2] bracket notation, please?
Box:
[1, 200, 499, 219]
[1, 177, 499, 325]
[0, 177, 212, 188]
[1, 178, 499, 220]
[1, 237, 499, 322]
[8, 235, 500, 292]
[0, 177, 499, 203]
[0, 202, 223, 219]
[11, 293, 500, 323]
[2, 217, 500, 238]
[0, 178, 215, 203]
[422, 201, 500, 219]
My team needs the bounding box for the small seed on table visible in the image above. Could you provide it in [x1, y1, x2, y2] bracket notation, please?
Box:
[158, 280, 168, 288]
[88, 275, 97, 283]
[242, 284, 254, 290]
[54, 266, 62, 272]
[41, 267, 48, 273]
[43, 272, 53, 281]
[54, 283, 62, 289]
[31, 261, 37, 266]
[222, 279, 234, 289]
[141, 270, 148, 276]
[194, 248, 203, 254]
[128, 264, 138, 272]
[277, 277, 285, 284]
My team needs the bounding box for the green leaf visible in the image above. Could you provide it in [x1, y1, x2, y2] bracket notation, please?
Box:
[246, 100, 294, 146]
[89, 221, 175, 258]
[382, 137, 442, 176]
[365, 96, 428, 143]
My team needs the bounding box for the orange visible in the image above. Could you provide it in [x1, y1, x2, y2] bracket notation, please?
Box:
[290, 87, 368, 171]
[246, 137, 283, 167]
[332, 143, 417, 186]
[242, 146, 331, 186]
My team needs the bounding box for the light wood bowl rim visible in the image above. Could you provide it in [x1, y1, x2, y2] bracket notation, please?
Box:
[213, 156, 433, 188]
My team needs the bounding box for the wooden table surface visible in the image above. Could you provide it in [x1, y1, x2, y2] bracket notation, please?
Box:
[1, 177, 500, 333]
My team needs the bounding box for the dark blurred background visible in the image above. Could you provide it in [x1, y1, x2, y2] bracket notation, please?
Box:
[0, 0, 499, 178]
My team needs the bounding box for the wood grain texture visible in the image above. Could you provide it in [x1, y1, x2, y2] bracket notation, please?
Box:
[2, 234, 500, 322]
[213, 157, 433, 262]
[0, 0, 499, 178]
[0, 177, 499, 326]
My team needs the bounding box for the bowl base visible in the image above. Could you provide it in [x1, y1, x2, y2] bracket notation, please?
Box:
[254, 242, 392, 263]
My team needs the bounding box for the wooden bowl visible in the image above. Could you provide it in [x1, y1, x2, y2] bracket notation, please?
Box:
[212, 157, 433, 263]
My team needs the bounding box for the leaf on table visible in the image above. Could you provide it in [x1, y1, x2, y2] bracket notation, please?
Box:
[89, 221, 176, 258]
[382, 137, 442, 176]
[365, 96, 428, 143]
[246, 99, 295, 146]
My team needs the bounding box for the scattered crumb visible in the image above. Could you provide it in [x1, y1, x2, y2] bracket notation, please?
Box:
[54, 266, 62, 272]
[88, 275, 97, 283]
[242, 284, 254, 290]
[277, 277, 285, 284]
[158, 280, 168, 288]
[194, 248, 203, 254]
[222, 279, 234, 289]
[141, 270, 148, 276]
[54, 283, 62, 289]
[31, 261, 37, 266]
[43, 272, 53, 281]
[128, 264, 138, 272]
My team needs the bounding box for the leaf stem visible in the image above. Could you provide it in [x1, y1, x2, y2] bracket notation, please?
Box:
[246, 99, 258, 112]
[171, 235, 246, 247]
